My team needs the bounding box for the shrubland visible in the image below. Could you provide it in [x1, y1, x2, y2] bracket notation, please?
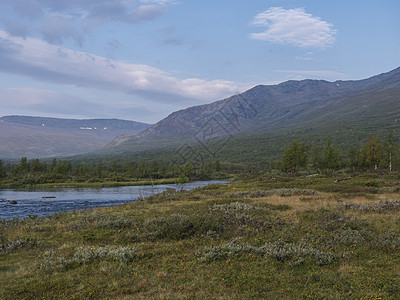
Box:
[1, 172, 400, 299]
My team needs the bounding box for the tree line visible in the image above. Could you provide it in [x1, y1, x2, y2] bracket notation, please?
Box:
[0, 158, 225, 186]
[1, 132, 398, 185]
[281, 132, 399, 175]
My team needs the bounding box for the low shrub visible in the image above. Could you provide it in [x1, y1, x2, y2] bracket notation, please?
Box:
[228, 188, 319, 198]
[39, 251, 69, 272]
[39, 245, 139, 272]
[211, 201, 265, 213]
[1, 238, 40, 255]
[138, 213, 224, 241]
[67, 213, 140, 231]
[371, 230, 400, 249]
[301, 208, 366, 231]
[339, 200, 400, 213]
[73, 245, 138, 264]
[333, 228, 366, 246]
[198, 238, 335, 266]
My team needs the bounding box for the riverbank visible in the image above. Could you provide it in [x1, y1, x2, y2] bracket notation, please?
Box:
[1, 173, 400, 298]
[0, 180, 228, 220]
[0, 178, 180, 189]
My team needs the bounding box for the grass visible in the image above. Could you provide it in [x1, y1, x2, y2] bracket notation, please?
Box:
[1, 172, 400, 298]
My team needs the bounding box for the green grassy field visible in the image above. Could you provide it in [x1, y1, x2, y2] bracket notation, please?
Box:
[1, 173, 400, 299]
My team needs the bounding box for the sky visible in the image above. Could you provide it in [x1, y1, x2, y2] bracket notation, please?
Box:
[0, 0, 399, 124]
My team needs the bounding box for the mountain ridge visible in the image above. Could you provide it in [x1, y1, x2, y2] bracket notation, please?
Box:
[104, 66, 400, 154]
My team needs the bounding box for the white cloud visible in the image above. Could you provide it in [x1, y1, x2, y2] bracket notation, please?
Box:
[250, 7, 337, 48]
[0, 31, 248, 103]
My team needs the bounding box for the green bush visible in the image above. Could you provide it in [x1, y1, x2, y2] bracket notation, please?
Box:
[139, 213, 224, 241]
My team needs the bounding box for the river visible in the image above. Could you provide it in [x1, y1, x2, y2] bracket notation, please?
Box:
[0, 180, 227, 220]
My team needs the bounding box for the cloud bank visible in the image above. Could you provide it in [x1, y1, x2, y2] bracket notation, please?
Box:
[0, 31, 246, 103]
[250, 7, 337, 48]
[0, 0, 173, 45]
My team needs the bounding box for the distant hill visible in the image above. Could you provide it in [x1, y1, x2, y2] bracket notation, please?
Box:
[0, 116, 151, 159]
[102, 66, 400, 158]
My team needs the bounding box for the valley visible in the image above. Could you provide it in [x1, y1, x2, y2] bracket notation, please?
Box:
[0, 116, 151, 159]
[1, 1, 398, 298]
[1, 67, 400, 299]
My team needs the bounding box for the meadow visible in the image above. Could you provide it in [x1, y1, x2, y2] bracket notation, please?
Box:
[1, 172, 400, 299]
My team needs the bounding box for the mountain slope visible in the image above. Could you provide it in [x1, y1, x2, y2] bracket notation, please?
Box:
[0, 116, 151, 159]
[104, 66, 400, 154]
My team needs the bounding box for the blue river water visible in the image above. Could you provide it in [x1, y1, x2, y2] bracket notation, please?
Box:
[0, 180, 227, 220]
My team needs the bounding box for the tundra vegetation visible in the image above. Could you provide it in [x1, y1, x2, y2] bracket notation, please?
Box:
[1, 134, 400, 298]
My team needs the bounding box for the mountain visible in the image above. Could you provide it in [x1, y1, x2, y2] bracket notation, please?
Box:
[103, 66, 400, 156]
[0, 116, 151, 159]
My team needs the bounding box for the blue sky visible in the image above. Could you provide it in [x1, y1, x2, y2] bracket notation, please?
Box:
[0, 0, 399, 123]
